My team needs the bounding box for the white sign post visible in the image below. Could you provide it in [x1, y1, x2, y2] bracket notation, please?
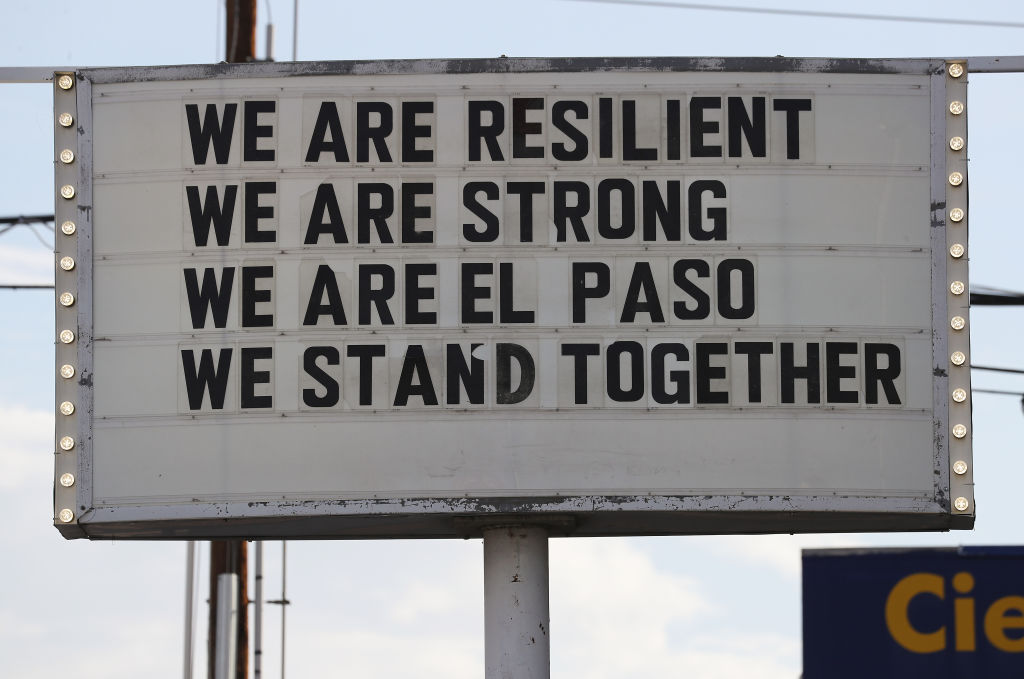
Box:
[53, 58, 972, 542]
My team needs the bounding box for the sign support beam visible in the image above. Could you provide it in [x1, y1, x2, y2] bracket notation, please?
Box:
[483, 525, 551, 679]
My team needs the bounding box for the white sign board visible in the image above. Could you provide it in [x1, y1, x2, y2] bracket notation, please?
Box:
[53, 58, 973, 538]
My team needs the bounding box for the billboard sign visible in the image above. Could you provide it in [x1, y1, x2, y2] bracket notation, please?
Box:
[803, 547, 1024, 678]
[52, 58, 973, 538]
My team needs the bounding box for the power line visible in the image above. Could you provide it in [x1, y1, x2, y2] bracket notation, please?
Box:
[562, 0, 1024, 29]
[0, 215, 54, 226]
[973, 365, 1024, 376]
[972, 286, 1024, 306]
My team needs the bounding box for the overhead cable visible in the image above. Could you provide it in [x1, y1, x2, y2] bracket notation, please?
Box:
[563, 0, 1024, 29]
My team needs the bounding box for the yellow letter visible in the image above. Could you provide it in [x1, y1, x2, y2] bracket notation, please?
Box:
[885, 573, 946, 653]
[953, 572, 976, 652]
[984, 596, 1024, 652]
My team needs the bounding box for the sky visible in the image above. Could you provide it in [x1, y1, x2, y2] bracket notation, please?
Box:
[2, 1, 1024, 677]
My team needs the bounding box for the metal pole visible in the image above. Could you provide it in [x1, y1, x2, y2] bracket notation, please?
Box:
[281, 541, 287, 679]
[255, 542, 263, 679]
[214, 573, 240, 679]
[184, 541, 195, 679]
[292, 0, 298, 61]
[266, 541, 290, 679]
[483, 525, 550, 679]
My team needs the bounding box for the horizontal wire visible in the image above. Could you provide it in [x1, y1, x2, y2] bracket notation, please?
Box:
[562, 0, 1024, 29]
[972, 365, 1024, 375]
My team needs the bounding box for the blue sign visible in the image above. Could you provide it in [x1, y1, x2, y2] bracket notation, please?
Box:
[803, 547, 1024, 677]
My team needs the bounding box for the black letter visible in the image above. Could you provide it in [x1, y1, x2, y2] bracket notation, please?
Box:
[244, 181, 276, 243]
[405, 263, 437, 325]
[773, 99, 813, 160]
[447, 344, 484, 405]
[598, 97, 613, 158]
[597, 178, 635, 240]
[243, 100, 275, 162]
[187, 185, 237, 247]
[642, 181, 681, 242]
[666, 99, 681, 161]
[468, 100, 504, 161]
[734, 342, 773, 402]
[727, 96, 766, 158]
[240, 346, 273, 409]
[186, 103, 236, 165]
[303, 346, 340, 407]
[622, 100, 657, 161]
[688, 180, 727, 241]
[512, 97, 544, 159]
[865, 343, 902, 405]
[652, 343, 690, 404]
[346, 344, 385, 406]
[401, 101, 434, 162]
[607, 341, 645, 402]
[620, 262, 665, 323]
[357, 183, 395, 243]
[358, 264, 396, 325]
[572, 262, 610, 323]
[695, 343, 729, 404]
[181, 348, 232, 410]
[551, 100, 588, 161]
[184, 267, 235, 328]
[497, 343, 535, 404]
[717, 259, 755, 319]
[561, 343, 600, 404]
[241, 266, 274, 327]
[304, 101, 350, 162]
[672, 259, 711, 320]
[303, 265, 347, 326]
[356, 101, 393, 162]
[394, 345, 438, 406]
[690, 97, 721, 157]
[401, 183, 433, 244]
[826, 342, 859, 404]
[463, 182, 500, 242]
[781, 342, 821, 404]
[506, 182, 545, 243]
[499, 262, 534, 324]
[304, 183, 348, 244]
[553, 181, 591, 242]
[461, 262, 493, 323]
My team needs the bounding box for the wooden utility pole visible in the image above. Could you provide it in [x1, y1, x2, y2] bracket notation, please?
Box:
[208, 7, 256, 677]
[225, 0, 258, 63]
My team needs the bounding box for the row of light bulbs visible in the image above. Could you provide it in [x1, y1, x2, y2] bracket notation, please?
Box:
[947, 62, 970, 515]
[56, 74, 77, 525]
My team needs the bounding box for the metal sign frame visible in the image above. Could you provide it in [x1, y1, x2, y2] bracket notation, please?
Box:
[52, 57, 973, 539]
